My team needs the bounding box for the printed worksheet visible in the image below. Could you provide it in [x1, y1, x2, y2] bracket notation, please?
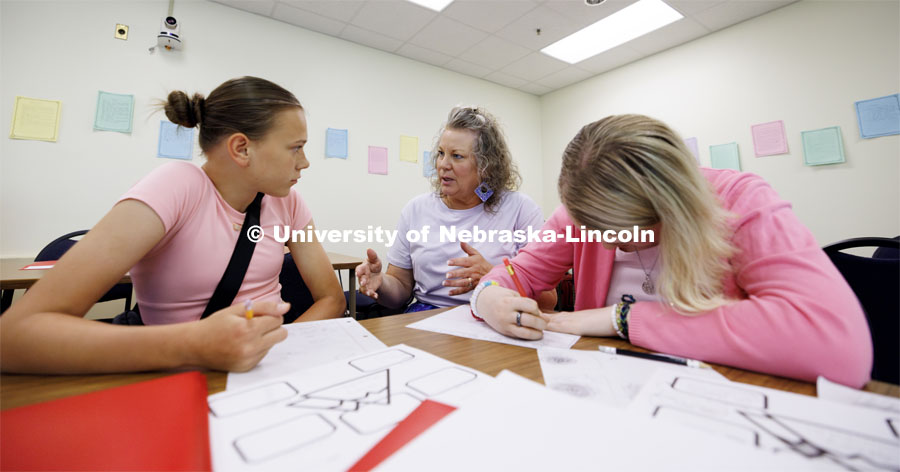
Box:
[539, 347, 726, 408]
[628, 370, 900, 471]
[209, 345, 492, 471]
[817, 376, 900, 415]
[407, 305, 579, 349]
[226, 318, 386, 390]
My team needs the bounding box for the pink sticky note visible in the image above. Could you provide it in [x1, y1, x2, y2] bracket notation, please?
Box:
[684, 137, 700, 164]
[368, 146, 388, 175]
[751, 120, 788, 157]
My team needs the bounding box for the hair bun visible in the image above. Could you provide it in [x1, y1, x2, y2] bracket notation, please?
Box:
[163, 90, 204, 128]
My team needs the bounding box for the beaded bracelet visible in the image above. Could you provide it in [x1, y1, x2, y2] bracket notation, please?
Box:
[616, 294, 636, 341]
[469, 280, 499, 321]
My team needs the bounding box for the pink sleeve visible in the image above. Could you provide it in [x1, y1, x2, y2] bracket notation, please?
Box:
[483, 206, 574, 298]
[117, 162, 203, 234]
[628, 172, 873, 387]
[288, 189, 313, 230]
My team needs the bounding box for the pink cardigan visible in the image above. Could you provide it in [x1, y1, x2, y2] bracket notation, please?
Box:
[484, 168, 872, 387]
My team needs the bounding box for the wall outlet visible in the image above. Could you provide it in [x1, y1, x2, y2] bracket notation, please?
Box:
[115, 24, 128, 40]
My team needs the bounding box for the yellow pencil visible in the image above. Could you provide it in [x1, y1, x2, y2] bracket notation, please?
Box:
[244, 299, 254, 320]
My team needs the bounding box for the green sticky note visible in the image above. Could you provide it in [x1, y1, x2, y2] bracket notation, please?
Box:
[94, 91, 134, 133]
[709, 142, 741, 171]
[801, 126, 845, 166]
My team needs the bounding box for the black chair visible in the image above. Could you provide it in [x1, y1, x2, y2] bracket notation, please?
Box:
[823, 237, 900, 384]
[343, 291, 404, 320]
[33, 230, 133, 313]
[279, 253, 317, 324]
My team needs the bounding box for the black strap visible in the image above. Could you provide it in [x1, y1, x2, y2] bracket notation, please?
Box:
[201, 192, 264, 319]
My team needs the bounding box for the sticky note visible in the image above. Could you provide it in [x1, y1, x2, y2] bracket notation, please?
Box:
[709, 143, 741, 171]
[423, 151, 435, 178]
[158, 121, 194, 160]
[368, 146, 388, 175]
[801, 126, 845, 166]
[325, 128, 348, 159]
[400, 136, 418, 163]
[9, 96, 61, 142]
[94, 91, 134, 133]
[855, 94, 900, 139]
[751, 120, 788, 157]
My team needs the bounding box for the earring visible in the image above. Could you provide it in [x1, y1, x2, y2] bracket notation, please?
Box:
[474, 183, 494, 202]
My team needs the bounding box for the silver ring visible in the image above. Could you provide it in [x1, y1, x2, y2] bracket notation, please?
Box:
[516, 311, 522, 327]
[467, 277, 473, 286]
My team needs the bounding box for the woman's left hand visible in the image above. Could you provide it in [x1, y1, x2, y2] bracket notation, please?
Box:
[545, 306, 618, 337]
[444, 242, 494, 295]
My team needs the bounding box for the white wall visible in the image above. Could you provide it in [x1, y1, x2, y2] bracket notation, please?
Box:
[540, 0, 900, 246]
[0, 0, 542, 263]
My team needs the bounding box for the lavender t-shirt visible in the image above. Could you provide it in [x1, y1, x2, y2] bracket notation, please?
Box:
[387, 192, 543, 307]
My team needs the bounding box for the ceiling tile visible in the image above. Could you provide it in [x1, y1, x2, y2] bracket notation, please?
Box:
[349, 0, 437, 41]
[499, 52, 569, 82]
[666, 0, 726, 16]
[212, 0, 276, 17]
[494, 6, 575, 51]
[626, 17, 709, 56]
[278, 0, 365, 22]
[518, 82, 553, 96]
[483, 71, 530, 89]
[693, 0, 795, 32]
[535, 66, 593, 89]
[542, 0, 637, 30]
[457, 35, 532, 70]
[441, 0, 538, 33]
[395, 43, 454, 67]
[272, 2, 346, 36]
[444, 58, 493, 78]
[576, 45, 643, 74]
[408, 16, 489, 56]
[340, 25, 403, 53]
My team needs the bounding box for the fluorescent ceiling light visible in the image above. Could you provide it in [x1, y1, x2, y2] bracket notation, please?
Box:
[542, 0, 683, 64]
[405, 0, 455, 12]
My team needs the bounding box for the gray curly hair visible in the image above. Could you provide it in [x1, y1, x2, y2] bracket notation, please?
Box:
[428, 106, 521, 212]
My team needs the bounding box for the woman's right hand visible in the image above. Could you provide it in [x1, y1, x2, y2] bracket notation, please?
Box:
[188, 300, 290, 372]
[356, 248, 384, 299]
[476, 285, 546, 340]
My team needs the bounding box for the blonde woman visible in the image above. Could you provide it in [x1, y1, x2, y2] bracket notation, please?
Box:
[472, 114, 872, 387]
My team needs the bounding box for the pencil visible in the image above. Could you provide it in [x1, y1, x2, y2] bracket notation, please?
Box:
[503, 257, 527, 297]
[598, 346, 711, 369]
[244, 299, 254, 320]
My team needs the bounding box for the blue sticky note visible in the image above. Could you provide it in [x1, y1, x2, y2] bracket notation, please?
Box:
[157, 121, 194, 160]
[802, 126, 845, 166]
[325, 128, 348, 159]
[94, 91, 134, 133]
[709, 143, 741, 171]
[855, 93, 900, 138]
[423, 151, 435, 178]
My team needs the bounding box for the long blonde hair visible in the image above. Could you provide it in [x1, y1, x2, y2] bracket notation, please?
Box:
[558, 114, 736, 313]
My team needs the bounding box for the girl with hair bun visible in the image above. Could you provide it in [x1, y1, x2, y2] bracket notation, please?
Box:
[473, 114, 873, 388]
[1, 76, 345, 374]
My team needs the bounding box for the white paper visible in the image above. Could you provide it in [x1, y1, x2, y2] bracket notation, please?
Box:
[226, 318, 386, 390]
[209, 345, 492, 471]
[379, 370, 814, 471]
[538, 347, 726, 408]
[818, 376, 900, 415]
[407, 305, 580, 349]
[627, 370, 900, 471]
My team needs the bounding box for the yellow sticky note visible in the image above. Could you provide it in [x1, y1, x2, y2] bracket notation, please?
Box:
[10, 96, 62, 142]
[400, 135, 418, 163]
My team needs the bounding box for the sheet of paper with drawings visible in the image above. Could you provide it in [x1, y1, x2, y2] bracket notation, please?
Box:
[226, 318, 386, 390]
[406, 305, 580, 349]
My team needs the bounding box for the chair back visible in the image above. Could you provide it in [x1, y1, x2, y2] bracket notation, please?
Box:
[279, 253, 315, 323]
[823, 237, 900, 384]
[35, 230, 133, 310]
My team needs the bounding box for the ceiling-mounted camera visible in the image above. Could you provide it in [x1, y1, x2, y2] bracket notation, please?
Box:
[157, 16, 182, 50]
[585, 0, 607, 5]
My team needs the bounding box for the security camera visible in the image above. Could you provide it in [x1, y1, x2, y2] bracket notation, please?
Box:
[157, 16, 182, 50]
[585, 0, 607, 5]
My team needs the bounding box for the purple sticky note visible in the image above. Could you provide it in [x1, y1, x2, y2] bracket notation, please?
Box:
[751, 120, 788, 157]
[684, 137, 700, 164]
[368, 146, 388, 175]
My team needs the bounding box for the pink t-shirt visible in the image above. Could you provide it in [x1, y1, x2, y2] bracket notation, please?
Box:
[119, 162, 312, 325]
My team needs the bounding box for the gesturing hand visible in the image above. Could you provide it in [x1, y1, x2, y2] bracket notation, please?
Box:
[356, 248, 383, 299]
[444, 242, 494, 295]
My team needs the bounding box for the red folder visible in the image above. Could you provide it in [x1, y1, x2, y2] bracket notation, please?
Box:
[0, 371, 211, 471]
[348, 399, 457, 471]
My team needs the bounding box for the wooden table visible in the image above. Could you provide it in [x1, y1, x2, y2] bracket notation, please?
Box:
[2, 309, 896, 410]
[0, 253, 364, 316]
